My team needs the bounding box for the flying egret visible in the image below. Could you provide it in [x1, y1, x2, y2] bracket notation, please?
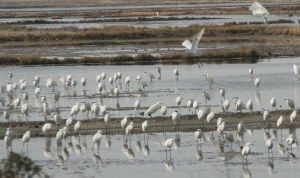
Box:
[172, 111, 181, 133]
[249, 1, 270, 23]
[173, 68, 179, 81]
[284, 98, 295, 109]
[182, 28, 205, 55]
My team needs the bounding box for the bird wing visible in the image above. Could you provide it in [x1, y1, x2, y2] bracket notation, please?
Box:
[182, 40, 192, 50]
[249, 1, 269, 15]
[191, 28, 205, 50]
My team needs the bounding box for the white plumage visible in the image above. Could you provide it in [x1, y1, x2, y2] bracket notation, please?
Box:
[206, 112, 215, 123]
[182, 28, 205, 55]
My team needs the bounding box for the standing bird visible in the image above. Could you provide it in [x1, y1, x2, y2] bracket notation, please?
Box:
[182, 28, 205, 55]
[42, 123, 52, 136]
[176, 96, 183, 110]
[290, 110, 297, 123]
[92, 130, 103, 154]
[104, 113, 110, 133]
[277, 115, 284, 128]
[246, 99, 253, 112]
[266, 138, 273, 155]
[262, 109, 270, 128]
[22, 131, 31, 153]
[155, 66, 161, 80]
[219, 87, 226, 102]
[202, 91, 211, 103]
[133, 99, 140, 116]
[124, 76, 131, 91]
[241, 142, 253, 162]
[121, 116, 129, 129]
[74, 121, 81, 134]
[186, 99, 193, 112]
[80, 78, 87, 88]
[160, 105, 167, 117]
[254, 77, 260, 89]
[126, 122, 134, 143]
[293, 64, 300, 79]
[197, 110, 204, 121]
[234, 97, 246, 113]
[284, 98, 295, 109]
[270, 97, 276, 110]
[142, 119, 149, 142]
[4, 128, 13, 151]
[162, 138, 175, 158]
[206, 112, 215, 123]
[173, 68, 179, 81]
[222, 100, 230, 112]
[172, 111, 181, 133]
[249, 68, 254, 80]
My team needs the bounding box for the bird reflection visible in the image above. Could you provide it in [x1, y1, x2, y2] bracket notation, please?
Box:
[196, 146, 203, 161]
[43, 137, 52, 159]
[142, 143, 150, 157]
[62, 147, 69, 161]
[173, 135, 180, 149]
[105, 135, 112, 149]
[135, 140, 142, 152]
[72, 135, 82, 155]
[93, 153, 102, 165]
[255, 90, 261, 106]
[241, 166, 252, 178]
[122, 143, 135, 159]
[56, 153, 64, 165]
[164, 159, 174, 172]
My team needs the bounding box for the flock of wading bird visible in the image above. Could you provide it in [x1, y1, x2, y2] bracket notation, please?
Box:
[1, 0, 299, 166]
[2, 62, 300, 165]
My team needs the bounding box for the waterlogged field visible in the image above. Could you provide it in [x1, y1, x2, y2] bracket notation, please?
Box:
[0, 129, 299, 178]
[0, 57, 300, 123]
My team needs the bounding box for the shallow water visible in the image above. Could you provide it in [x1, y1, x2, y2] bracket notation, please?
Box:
[0, 57, 300, 122]
[0, 128, 299, 178]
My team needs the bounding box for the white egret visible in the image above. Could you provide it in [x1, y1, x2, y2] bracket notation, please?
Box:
[241, 142, 253, 162]
[206, 112, 215, 123]
[34, 87, 41, 97]
[187, 99, 193, 112]
[70, 102, 80, 117]
[92, 130, 103, 154]
[182, 28, 205, 55]
[126, 122, 134, 142]
[160, 105, 167, 116]
[246, 99, 253, 112]
[290, 110, 297, 123]
[176, 96, 182, 109]
[194, 129, 204, 142]
[121, 116, 129, 129]
[277, 115, 284, 128]
[222, 100, 230, 112]
[142, 119, 149, 141]
[3, 111, 10, 122]
[124, 76, 131, 91]
[219, 87, 226, 102]
[249, 1, 270, 23]
[155, 66, 161, 80]
[66, 117, 73, 128]
[192, 100, 200, 113]
[22, 131, 31, 152]
[173, 68, 179, 81]
[284, 98, 295, 109]
[171, 111, 181, 132]
[162, 138, 175, 158]
[104, 112, 111, 133]
[74, 121, 81, 134]
[133, 99, 140, 116]
[270, 97, 276, 110]
[249, 68, 254, 80]
[254, 77, 260, 89]
[145, 102, 162, 117]
[217, 122, 225, 135]
[233, 96, 246, 112]
[42, 123, 52, 136]
[91, 103, 100, 118]
[197, 110, 204, 121]
[293, 64, 299, 78]
[81, 78, 87, 87]
[4, 128, 13, 151]
[202, 91, 211, 103]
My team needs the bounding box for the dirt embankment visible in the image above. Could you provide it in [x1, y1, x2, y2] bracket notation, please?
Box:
[0, 109, 297, 138]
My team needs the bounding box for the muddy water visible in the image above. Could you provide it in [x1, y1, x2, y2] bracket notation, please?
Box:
[0, 128, 299, 178]
[0, 57, 299, 122]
